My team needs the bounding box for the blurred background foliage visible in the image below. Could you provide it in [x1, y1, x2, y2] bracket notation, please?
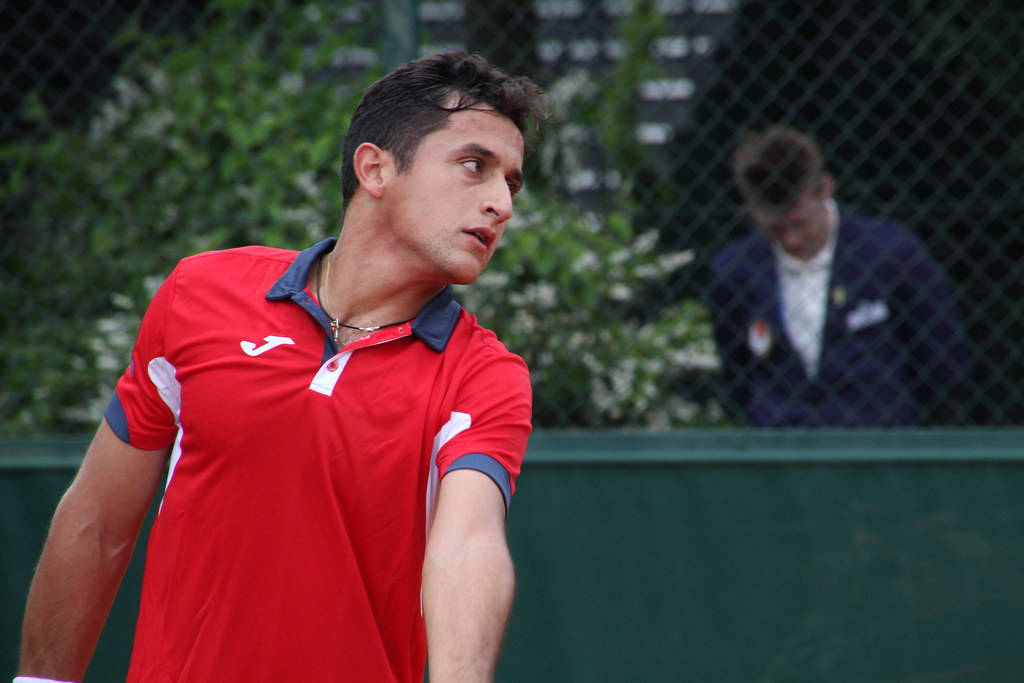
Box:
[1, 1, 368, 430]
[1, 0, 724, 433]
[458, 193, 718, 429]
[1, 0, 1021, 432]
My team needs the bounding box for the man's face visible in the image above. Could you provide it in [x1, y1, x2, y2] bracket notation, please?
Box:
[750, 178, 833, 261]
[379, 106, 525, 286]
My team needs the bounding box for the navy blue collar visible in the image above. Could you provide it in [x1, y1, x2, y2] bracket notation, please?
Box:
[265, 238, 462, 353]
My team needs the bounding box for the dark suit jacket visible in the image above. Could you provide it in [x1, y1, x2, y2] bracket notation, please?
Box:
[707, 208, 970, 427]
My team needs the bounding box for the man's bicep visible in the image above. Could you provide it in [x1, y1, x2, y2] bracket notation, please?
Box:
[61, 420, 170, 531]
[445, 453, 512, 517]
[430, 469, 507, 543]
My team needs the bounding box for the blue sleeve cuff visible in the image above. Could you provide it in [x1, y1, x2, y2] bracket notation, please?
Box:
[103, 391, 130, 443]
[445, 453, 512, 517]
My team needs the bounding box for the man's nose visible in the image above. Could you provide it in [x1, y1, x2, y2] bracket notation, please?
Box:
[483, 181, 514, 222]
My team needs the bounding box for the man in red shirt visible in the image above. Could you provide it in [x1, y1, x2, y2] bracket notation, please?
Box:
[17, 50, 547, 683]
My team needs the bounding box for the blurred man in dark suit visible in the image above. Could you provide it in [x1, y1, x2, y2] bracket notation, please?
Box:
[708, 126, 969, 426]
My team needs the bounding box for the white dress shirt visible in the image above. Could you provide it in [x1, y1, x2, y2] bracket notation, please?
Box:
[772, 199, 839, 378]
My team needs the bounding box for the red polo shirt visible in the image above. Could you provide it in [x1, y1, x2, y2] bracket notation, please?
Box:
[105, 239, 532, 682]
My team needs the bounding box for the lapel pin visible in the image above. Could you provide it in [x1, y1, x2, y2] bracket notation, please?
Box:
[748, 319, 772, 358]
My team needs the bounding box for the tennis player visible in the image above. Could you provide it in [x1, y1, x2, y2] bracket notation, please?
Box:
[17, 50, 546, 682]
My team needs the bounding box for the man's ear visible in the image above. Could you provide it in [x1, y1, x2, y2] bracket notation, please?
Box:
[352, 142, 391, 199]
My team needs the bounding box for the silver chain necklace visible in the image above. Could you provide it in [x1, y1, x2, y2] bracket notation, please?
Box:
[317, 253, 409, 343]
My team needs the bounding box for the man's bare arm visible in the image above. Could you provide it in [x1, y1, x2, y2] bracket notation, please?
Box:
[422, 468, 515, 683]
[18, 420, 169, 681]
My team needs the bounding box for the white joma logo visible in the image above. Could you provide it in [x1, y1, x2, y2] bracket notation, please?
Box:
[240, 335, 295, 356]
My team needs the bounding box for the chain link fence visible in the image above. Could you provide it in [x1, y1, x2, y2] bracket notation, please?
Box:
[2, 0, 1021, 432]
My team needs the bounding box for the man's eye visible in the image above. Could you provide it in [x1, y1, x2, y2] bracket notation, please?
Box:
[462, 159, 482, 173]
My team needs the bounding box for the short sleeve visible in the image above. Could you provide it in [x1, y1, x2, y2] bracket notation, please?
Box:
[434, 344, 532, 506]
[105, 266, 181, 450]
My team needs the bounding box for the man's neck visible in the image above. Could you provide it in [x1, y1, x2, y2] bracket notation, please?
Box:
[314, 227, 446, 333]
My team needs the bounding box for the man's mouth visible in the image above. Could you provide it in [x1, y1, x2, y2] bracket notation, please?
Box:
[465, 228, 493, 248]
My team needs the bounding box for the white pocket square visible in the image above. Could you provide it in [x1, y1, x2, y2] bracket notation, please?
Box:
[846, 299, 889, 331]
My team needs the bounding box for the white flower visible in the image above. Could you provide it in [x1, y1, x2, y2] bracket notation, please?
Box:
[609, 248, 630, 266]
[303, 4, 322, 22]
[658, 250, 695, 272]
[140, 110, 175, 139]
[279, 73, 305, 95]
[572, 251, 600, 273]
[634, 264, 659, 279]
[293, 171, 319, 198]
[531, 283, 558, 308]
[634, 230, 658, 253]
[608, 283, 632, 301]
[282, 207, 323, 233]
[146, 67, 169, 95]
[475, 271, 510, 289]
[667, 347, 720, 370]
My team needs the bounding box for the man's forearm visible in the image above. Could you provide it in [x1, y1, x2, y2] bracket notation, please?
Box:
[20, 421, 166, 681]
[19, 497, 139, 680]
[422, 535, 515, 683]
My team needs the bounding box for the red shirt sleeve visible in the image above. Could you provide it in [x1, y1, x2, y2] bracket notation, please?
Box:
[435, 335, 532, 501]
[107, 265, 181, 450]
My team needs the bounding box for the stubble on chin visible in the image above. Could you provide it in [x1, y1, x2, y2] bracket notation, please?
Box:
[422, 235, 490, 285]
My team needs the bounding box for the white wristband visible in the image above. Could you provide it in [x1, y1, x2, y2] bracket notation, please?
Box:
[14, 677, 78, 683]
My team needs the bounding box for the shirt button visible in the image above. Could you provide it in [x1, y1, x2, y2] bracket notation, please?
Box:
[327, 360, 339, 372]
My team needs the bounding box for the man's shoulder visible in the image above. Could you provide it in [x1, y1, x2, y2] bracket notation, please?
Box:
[452, 310, 515, 353]
[178, 245, 298, 271]
[840, 210, 915, 241]
[169, 245, 299, 288]
[839, 210, 928, 257]
[449, 310, 529, 369]
[711, 233, 771, 273]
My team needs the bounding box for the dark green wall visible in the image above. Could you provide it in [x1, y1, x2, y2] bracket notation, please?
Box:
[4, 431, 1024, 681]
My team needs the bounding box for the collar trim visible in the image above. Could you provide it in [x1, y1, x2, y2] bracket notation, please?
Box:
[266, 238, 461, 352]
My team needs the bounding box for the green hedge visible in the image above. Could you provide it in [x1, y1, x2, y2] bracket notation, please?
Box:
[0, 0, 718, 432]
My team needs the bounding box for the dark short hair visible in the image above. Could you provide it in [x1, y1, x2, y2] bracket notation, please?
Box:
[340, 50, 548, 204]
[732, 126, 825, 212]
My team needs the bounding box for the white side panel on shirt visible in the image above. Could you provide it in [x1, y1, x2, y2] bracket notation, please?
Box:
[425, 411, 473, 540]
[147, 356, 183, 509]
[421, 410, 472, 615]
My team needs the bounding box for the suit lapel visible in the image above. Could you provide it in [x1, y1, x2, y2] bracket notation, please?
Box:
[746, 238, 804, 374]
[822, 211, 852, 347]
